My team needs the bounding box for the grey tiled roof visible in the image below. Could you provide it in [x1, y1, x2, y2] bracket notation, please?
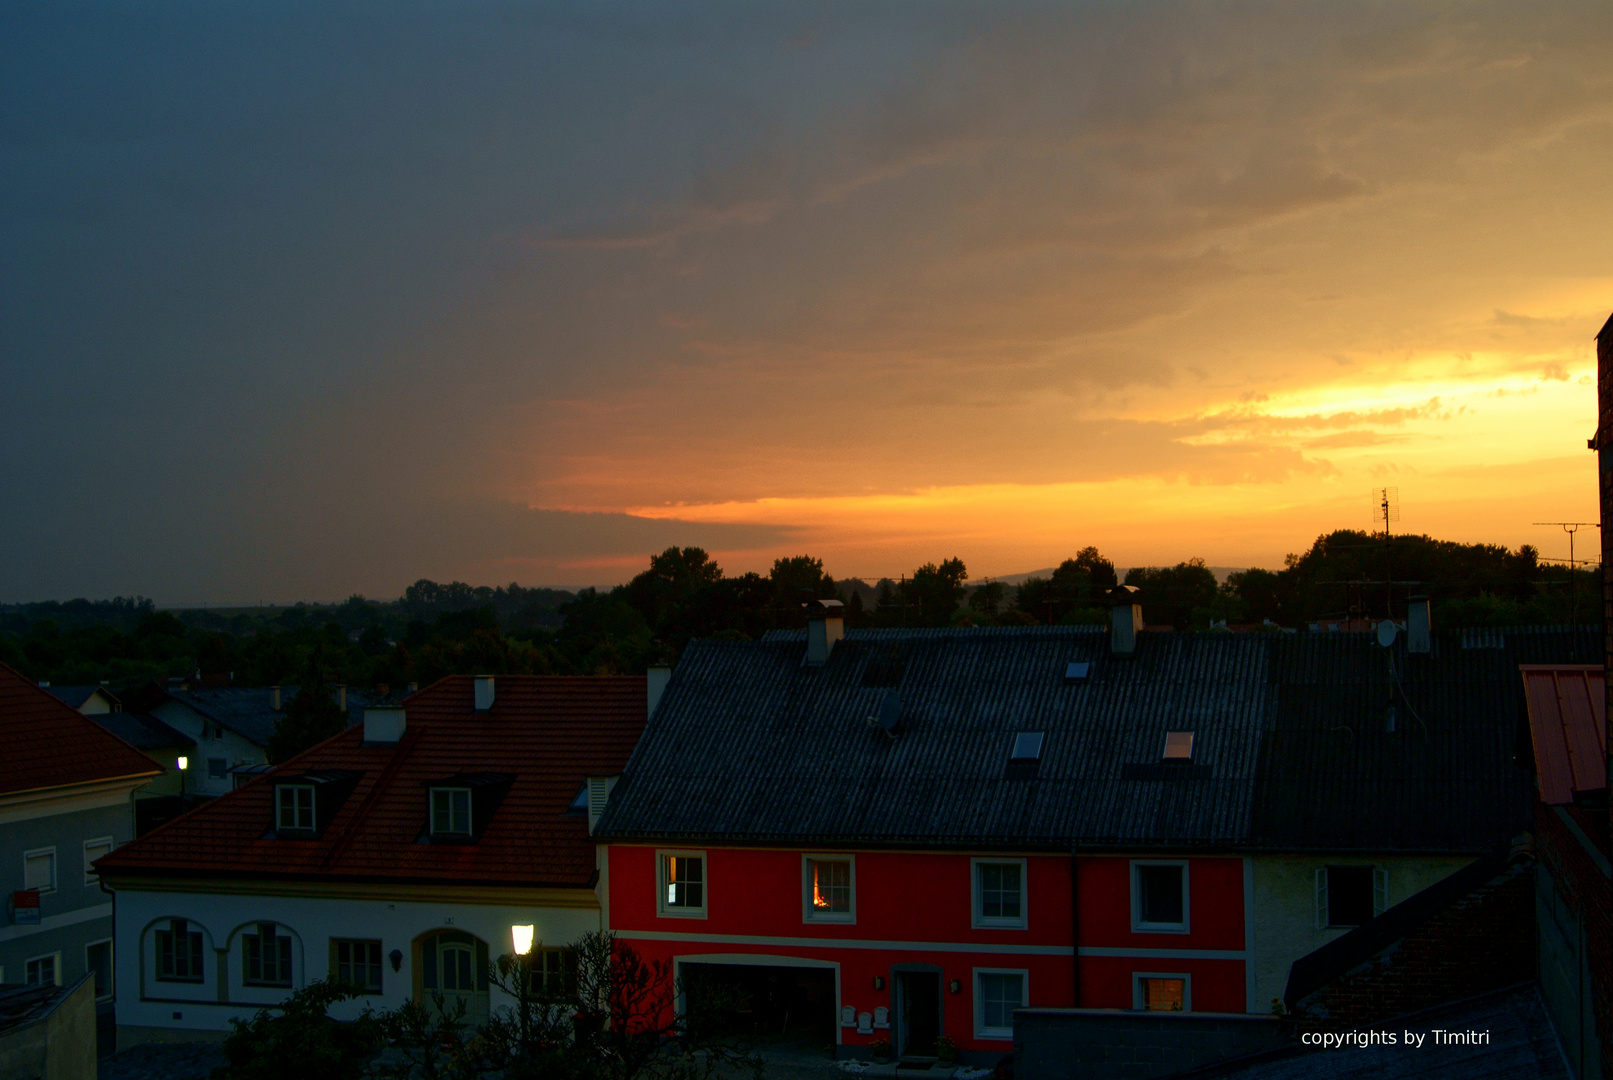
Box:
[599, 627, 1267, 848]
[165, 686, 377, 748]
[599, 625, 1594, 852]
[41, 684, 117, 710]
[89, 710, 192, 751]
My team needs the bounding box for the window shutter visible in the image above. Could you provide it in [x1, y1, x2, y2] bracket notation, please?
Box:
[1315, 868, 1328, 929]
[587, 776, 619, 834]
[1373, 867, 1388, 917]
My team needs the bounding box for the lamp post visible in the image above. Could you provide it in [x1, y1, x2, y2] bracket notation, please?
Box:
[512, 924, 534, 1054]
[176, 756, 188, 795]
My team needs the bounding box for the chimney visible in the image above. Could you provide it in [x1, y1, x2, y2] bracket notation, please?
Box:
[270, 686, 281, 711]
[363, 707, 406, 745]
[335, 684, 347, 711]
[1110, 585, 1143, 656]
[406, 682, 418, 695]
[646, 666, 671, 717]
[587, 775, 619, 834]
[805, 599, 845, 666]
[474, 676, 496, 713]
[1406, 596, 1431, 654]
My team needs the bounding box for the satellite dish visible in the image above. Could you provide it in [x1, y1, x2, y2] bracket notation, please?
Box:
[1376, 620, 1398, 648]
[878, 692, 901, 733]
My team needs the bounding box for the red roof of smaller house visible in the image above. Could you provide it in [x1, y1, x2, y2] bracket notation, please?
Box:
[0, 662, 161, 797]
[98, 675, 646, 888]
[1520, 665, 1606, 805]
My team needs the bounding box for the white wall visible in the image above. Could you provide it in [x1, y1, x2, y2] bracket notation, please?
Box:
[113, 887, 602, 1035]
[1248, 854, 1475, 1013]
[147, 703, 266, 796]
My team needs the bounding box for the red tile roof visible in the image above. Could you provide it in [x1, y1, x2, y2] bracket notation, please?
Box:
[98, 675, 646, 888]
[0, 662, 161, 796]
[1520, 665, 1606, 805]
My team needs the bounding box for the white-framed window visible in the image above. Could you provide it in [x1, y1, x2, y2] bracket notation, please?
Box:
[430, 787, 472, 838]
[23, 847, 56, 894]
[1134, 972, 1190, 1011]
[974, 968, 1028, 1039]
[972, 858, 1028, 929]
[155, 918, 206, 983]
[1131, 860, 1189, 933]
[277, 785, 315, 832]
[332, 939, 383, 994]
[1316, 866, 1388, 928]
[85, 940, 114, 1001]
[83, 837, 114, 884]
[24, 953, 60, 987]
[243, 922, 293, 987]
[656, 850, 706, 918]
[802, 855, 855, 923]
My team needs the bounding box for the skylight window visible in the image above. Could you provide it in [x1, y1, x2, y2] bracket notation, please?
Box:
[1064, 662, 1090, 683]
[1011, 732, 1046, 762]
[1162, 732, 1194, 761]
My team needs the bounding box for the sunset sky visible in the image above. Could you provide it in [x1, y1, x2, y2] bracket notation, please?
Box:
[4, 2, 1612, 602]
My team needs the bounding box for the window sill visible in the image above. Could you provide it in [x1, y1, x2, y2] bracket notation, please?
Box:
[975, 1029, 1014, 1041]
[656, 908, 707, 919]
[972, 919, 1028, 931]
[1132, 924, 1190, 934]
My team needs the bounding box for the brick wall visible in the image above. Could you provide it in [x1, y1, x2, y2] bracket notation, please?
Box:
[1292, 857, 1534, 1026]
[1536, 802, 1613, 1078]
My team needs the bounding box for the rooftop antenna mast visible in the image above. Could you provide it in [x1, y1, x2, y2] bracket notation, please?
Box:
[1532, 521, 1598, 625]
[1373, 488, 1400, 619]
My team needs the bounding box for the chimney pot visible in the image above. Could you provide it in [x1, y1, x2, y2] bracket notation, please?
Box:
[805, 599, 845, 666]
[646, 666, 671, 717]
[1109, 585, 1143, 656]
[363, 707, 406, 745]
[335, 684, 347, 711]
[474, 676, 496, 712]
[270, 685, 281, 711]
[1407, 596, 1431, 654]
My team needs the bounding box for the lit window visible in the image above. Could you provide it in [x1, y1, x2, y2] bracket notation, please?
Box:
[1137, 975, 1187, 1011]
[155, 919, 205, 983]
[83, 838, 113, 884]
[25, 955, 57, 987]
[804, 857, 854, 921]
[277, 785, 315, 832]
[431, 788, 472, 838]
[1162, 732, 1194, 760]
[1133, 862, 1188, 932]
[23, 848, 55, 893]
[658, 852, 705, 916]
[332, 939, 383, 994]
[243, 922, 292, 987]
[975, 970, 1027, 1038]
[974, 860, 1027, 929]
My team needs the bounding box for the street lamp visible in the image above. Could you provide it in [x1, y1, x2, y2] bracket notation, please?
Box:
[512, 924, 535, 1054]
[176, 756, 188, 771]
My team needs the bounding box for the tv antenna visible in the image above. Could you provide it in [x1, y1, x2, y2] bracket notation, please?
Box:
[1372, 488, 1401, 618]
[1532, 522, 1598, 625]
[1372, 487, 1399, 537]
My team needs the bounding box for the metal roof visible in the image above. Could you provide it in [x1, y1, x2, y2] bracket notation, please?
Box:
[600, 625, 1594, 853]
[1520, 665, 1605, 805]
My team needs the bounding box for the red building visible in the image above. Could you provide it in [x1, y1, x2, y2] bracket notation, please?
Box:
[598, 604, 1262, 1062]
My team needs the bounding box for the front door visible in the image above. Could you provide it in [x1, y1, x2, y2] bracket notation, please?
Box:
[895, 971, 941, 1057]
[419, 931, 490, 1029]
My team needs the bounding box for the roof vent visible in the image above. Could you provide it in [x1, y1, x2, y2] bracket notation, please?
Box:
[1110, 586, 1142, 655]
[1064, 661, 1090, 683]
[646, 666, 671, 717]
[805, 600, 845, 666]
[363, 707, 406, 745]
[867, 691, 901, 740]
[1407, 596, 1431, 654]
[474, 676, 495, 713]
[587, 775, 619, 834]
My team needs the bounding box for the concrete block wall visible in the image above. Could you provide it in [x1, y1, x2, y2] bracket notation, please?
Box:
[1014, 1009, 1287, 1080]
